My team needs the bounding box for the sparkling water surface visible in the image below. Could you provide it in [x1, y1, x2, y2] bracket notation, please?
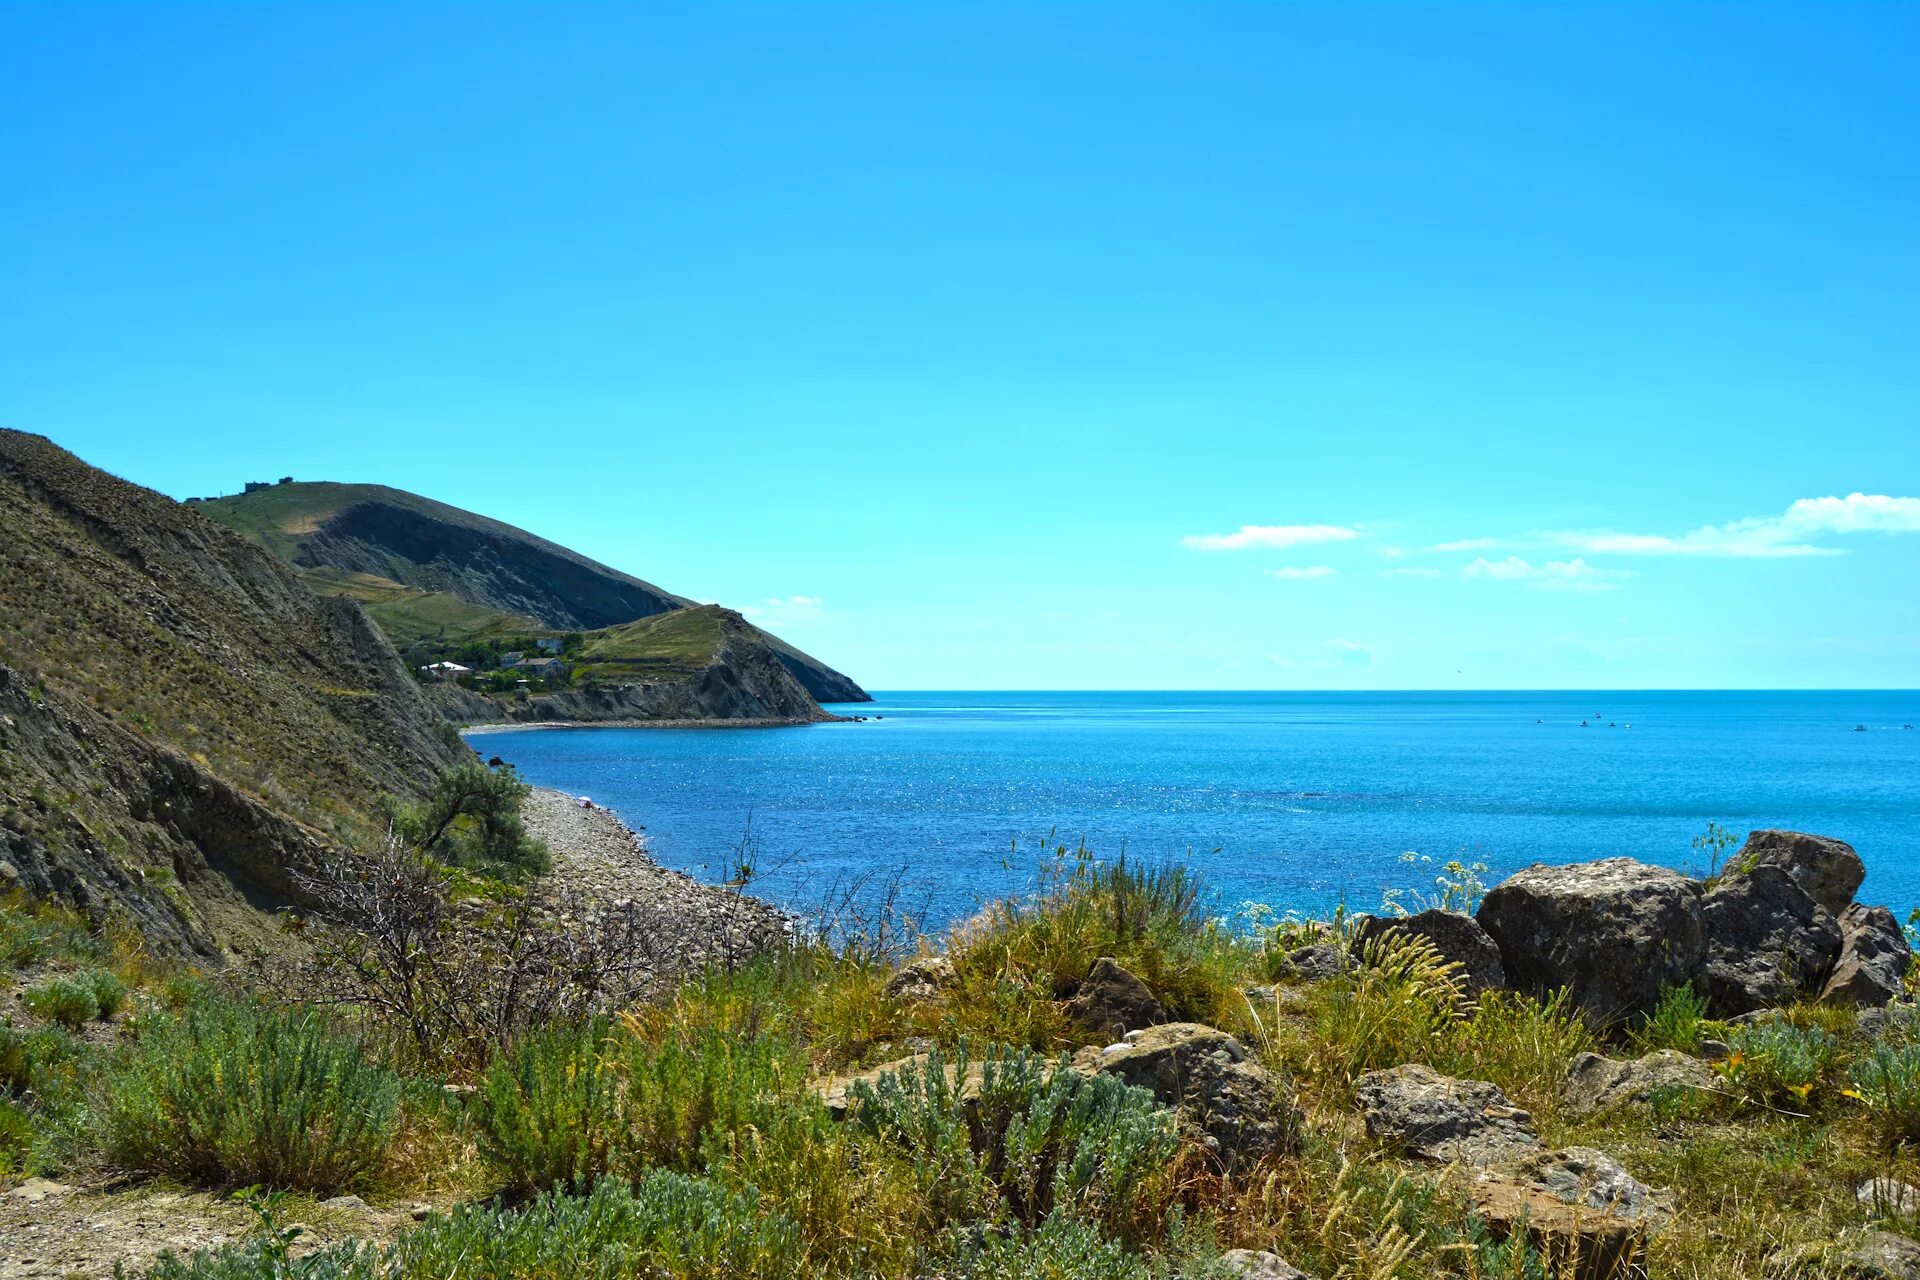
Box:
[475, 691, 1920, 928]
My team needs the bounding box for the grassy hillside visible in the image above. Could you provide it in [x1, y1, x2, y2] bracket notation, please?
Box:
[574, 605, 729, 680]
[298, 568, 549, 648]
[0, 432, 464, 952]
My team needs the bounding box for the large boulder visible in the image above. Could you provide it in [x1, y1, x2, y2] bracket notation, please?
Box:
[1352, 909, 1506, 996]
[883, 955, 957, 1004]
[1768, 1230, 1920, 1279]
[1282, 942, 1352, 982]
[1074, 1023, 1300, 1173]
[1476, 859, 1704, 1024]
[1697, 865, 1842, 1015]
[1561, 1050, 1715, 1116]
[1215, 1251, 1314, 1279]
[1354, 1063, 1541, 1166]
[1468, 1178, 1652, 1280]
[1734, 830, 1865, 917]
[1510, 1147, 1674, 1228]
[1822, 904, 1912, 1008]
[1064, 957, 1167, 1040]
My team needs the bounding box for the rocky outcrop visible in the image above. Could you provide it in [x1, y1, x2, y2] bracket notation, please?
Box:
[1215, 1251, 1314, 1279]
[1469, 1178, 1651, 1280]
[883, 956, 957, 1004]
[1282, 943, 1351, 982]
[1074, 1023, 1300, 1172]
[1697, 865, 1842, 1015]
[1859, 1180, 1920, 1217]
[1064, 958, 1166, 1040]
[1510, 1147, 1673, 1227]
[1735, 830, 1865, 917]
[1561, 1050, 1715, 1116]
[1476, 859, 1704, 1024]
[1822, 904, 1912, 1007]
[1768, 1230, 1920, 1279]
[1353, 910, 1506, 995]
[1354, 1064, 1540, 1166]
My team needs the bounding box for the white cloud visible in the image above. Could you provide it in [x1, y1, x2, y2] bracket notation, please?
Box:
[1432, 537, 1508, 552]
[1550, 492, 1920, 559]
[1180, 523, 1360, 551]
[1463, 556, 1635, 590]
[1328, 639, 1372, 668]
[741, 594, 826, 620]
[1265, 566, 1336, 580]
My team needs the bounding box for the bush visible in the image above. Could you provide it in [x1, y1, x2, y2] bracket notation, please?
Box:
[474, 1016, 800, 1196]
[138, 1174, 810, 1280]
[1435, 987, 1596, 1115]
[1718, 1022, 1842, 1109]
[387, 762, 548, 880]
[98, 997, 400, 1194]
[22, 975, 98, 1030]
[1849, 1041, 1920, 1147]
[1306, 932, 1462, 1092]
[0, 1097, 33, 1184]
[1634, 982, 1710, 1055]
[84, 968, 127, 1018]
[848, 1041, 1178, 1239]
[942, 1214, 1156, 1279]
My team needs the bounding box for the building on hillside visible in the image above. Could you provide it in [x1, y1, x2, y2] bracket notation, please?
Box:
[535, 637, 565, 655]
[500, 651, 525, 668]
[418, 661, 471, 681]
[519, 656, 569, 678]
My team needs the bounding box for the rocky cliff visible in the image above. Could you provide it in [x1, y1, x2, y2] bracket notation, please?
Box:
[0, 432, 465, 954]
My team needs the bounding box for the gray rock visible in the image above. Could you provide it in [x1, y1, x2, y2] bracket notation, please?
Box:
[1860, 1005, 1920, 1044]
[1823, 904, 1913, 1008]
[320, 1194, 370, 1212]
[1699, 1038, 1732, 1062]
[1859, 1179, 1920, 1218]
[1511, 1146, 1674, 1227]
[1477, 858, 1704, 1024]
[4, 1177, 72, 1203]
[1561, 1050, 1715, 1116]
[1216, 1250, 1314, 1279]
[1075, 1023, 1301, 1173]
[1768, 1230, 1920, 1279]
[1354, 1063, 1541, 1166]
[883, 955, 957, 1004]
[1698, 864, 1842, 1015]
[1352, 909, 1506, 995]
[1283, 942, 1351, 982]
[1735, 829, 1865, 917]
[1064, 957, 1167, 1040]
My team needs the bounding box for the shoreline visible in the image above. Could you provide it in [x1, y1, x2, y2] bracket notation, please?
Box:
[463, 713, 848, 734]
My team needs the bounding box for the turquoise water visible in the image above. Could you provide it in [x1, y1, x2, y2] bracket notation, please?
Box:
[477, 691, 1920, 927]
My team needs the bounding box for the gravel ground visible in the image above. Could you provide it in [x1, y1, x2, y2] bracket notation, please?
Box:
[521, 787, 792, 975]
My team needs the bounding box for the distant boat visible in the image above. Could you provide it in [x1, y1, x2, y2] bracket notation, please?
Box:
[1854, 724, 1867, 732]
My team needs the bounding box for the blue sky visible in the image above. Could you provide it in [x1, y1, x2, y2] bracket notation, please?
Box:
[3, 3, 1915, 690]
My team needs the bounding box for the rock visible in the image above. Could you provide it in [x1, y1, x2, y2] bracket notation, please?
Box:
[1860, 1005, 1920, 1044]
[883, 955, 957, 1004]
[1860, 1179, 1920, 1217]
[1064, 957, 1167, 1040]
[1074, 1023, 1301, 1173]
[1283, 943, 1351, 982]
[1699, 1038, 1732, 1062]
[1354, 1063, 1541, 1166]
[1561, 1050, 1715, 1116]
[1470, 1178, 1651, 1280]
[1768, 1230, 1920, 1279]
[4, 1177, 72, 1203]
[410, 1203, 432, 1221]
[1216, 1249, 1314, 1279]
[1351, 909, 1506, 995]
[1510, 1147, 1674, 1228]
[1822, 904, 1912, 1008]
[1698, 864, 1843, 1015]
[1477, 858, 1704, 1024]
[1734, 829, 1865, 917]
[320, 1194, 370, 1212]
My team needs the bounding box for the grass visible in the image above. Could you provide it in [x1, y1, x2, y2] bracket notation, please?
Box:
[298, 568, 549, 647]
[574, 605, 730, 679]
[98, 997, 402, 1195]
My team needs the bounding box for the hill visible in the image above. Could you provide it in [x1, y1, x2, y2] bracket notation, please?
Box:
[0, 432, 465, 954]
[199, 481, 869, 705]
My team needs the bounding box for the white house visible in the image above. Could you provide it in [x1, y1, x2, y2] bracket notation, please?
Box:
[418, 661, 471, 681]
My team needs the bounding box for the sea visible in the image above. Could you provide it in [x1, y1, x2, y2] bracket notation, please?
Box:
[475, 691, 1920, 931]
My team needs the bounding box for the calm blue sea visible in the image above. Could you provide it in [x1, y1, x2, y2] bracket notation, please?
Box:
[476, 692, 1920, 929]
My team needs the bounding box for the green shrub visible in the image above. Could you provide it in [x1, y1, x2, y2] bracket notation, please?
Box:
[1435, 987, 1596, 1115]
[941, 1214, 1155, 1279]
[1718, 1022, 1841, 1109]
[138, 1174, 810, 1280]
[1306, 932, 1461, 1092]
[0, 1097, 33, 1184]
[83, 968, 127, 1018]
[1634, 982, 1710, 1055]
[474, 1016, 800, 1196]
[849, 1041, 1177, 1238]
[0, 909, 53, 970]
[98, 997, 400, 1194]
[22, 975, 98, 1030]
[1848, 1040, 1920, 1147]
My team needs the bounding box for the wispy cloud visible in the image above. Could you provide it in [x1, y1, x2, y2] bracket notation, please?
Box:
[1265, 565, 1336, 580]
[1463, 556, 1635, 590]
[1181, 524, 1360, 551]
[1327, 639, 1372, 668]
[1382, 566, 1444, 578]
[1440, 493, 1920, 562]
[1432, 536, 1508, 552]
[739, 594, 826, 620]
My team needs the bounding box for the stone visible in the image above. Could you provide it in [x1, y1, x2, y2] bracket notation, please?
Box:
[1470, 1178, 1651, 1280]
[883, 955, 957, 1004]
[1734, 829, 1865, 917]
[1511, 1147, 1674, 1228]
[1698, 865, 1843, 1015]
[1561, 1050, 1715, 1116]
[320, 1194, 370, 1212]
[1823, 904, 1913, 1008]
[1283, 943, 1351, 982]
[1216, 1249, 1314, 1279]
[1354, 1063, 1541, 1166]
[1767, 1230, 1920, 1279]
[4, 1177, 72, 1203]
[1859, 1179, 1920, 1218]
[1351, 909, 1507, 995]
[1064, 957, 1167, 1040]
[1476, 858, 1704, 1024]
[1699, 1038, 1732, 1062]
[1860, 1005, 1920, 1045]
[1075, 1022, 1301, 1173]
